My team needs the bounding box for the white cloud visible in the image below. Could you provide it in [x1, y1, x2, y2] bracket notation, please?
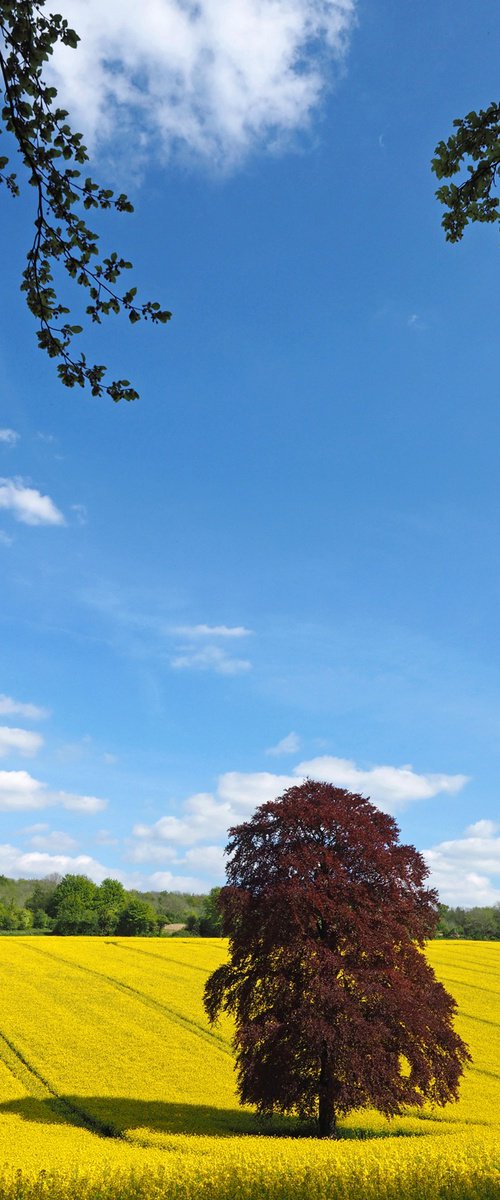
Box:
[27, 829, 79, 853]
[133, 791, 233, 847]
[294, 755, 468, 812]
[0, 727, 44, 759]
[173, 624, 252, 638]
[0, 771, 47, 811]
[0, 843, 117, 883]
[218, 769, 297, 810]
[0, 770, 107, 813]
[424, 823, 500, 906]
[49, 0, 356, 169]
[0, 530, 13, 547]
[128, 839, 178, 864]
[57, 791, 108, 814]
[134, 758, 453, 861]
[0, 478, 65, 526]
[147, 869, 206, 892]
[0, 429, 19, 446]
[183, 844, 226, 873]
[0, 695, 49, 720]
[132, 771, 297, 861]
[266, 731, 301, 756]
[130, 756, 470, 892]
[171, 644, 251, 675]
[466, 819, 498, 838]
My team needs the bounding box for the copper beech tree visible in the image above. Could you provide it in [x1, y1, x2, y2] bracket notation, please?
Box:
[203, 781, 470, 1138]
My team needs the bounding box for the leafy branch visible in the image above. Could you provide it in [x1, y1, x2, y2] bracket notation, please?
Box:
[0, 0, 171, 401]
[432, 102, 500, 243]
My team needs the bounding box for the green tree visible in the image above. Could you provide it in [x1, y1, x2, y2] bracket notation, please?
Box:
[0, 0, 171, 401]
[26, 878, 57, 915]
[95, 877, 126, 934]
[16, 906, 33, 929]
[432, 103, 500, 242]
[0, 899, 28, 929]
[199, 887, 223, 936]
[117, 898, 159, 936]
[48, 873, 98, 934]
[31, 906, 51, 930]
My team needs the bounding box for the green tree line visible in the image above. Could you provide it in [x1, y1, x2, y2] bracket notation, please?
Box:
[436, 903, 500, 940]
[0, 873, 222, 936]
[2, 873, 498, 939]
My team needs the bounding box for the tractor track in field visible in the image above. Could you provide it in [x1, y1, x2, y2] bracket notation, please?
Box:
[17, 941, 232, 1057]
[435, 961, 500, 983]
[105, 939, 220, 976]
[437, 975, 500, 999]
[459, 1011, 499, 1029]
[103, 939, 213, 982]
[0, 1028, 121, 1140]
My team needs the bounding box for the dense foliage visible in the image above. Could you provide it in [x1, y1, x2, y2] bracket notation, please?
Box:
[204, 781, 470, 1136]
[432, 102, 500, 242]
[0, 0, 170, 400]
[0, 873, 217, 935]
[436, 902, 500, 940]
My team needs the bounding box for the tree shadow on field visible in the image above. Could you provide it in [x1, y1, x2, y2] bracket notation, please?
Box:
[0, 1097, 451, 1142]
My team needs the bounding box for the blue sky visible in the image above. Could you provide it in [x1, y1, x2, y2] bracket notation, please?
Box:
[1, 0, 499, 905]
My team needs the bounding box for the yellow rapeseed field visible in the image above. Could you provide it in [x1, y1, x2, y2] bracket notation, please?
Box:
[0, 936, 498, 1199]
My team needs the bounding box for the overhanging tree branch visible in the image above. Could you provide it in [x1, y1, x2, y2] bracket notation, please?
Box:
[0, 0, 171, 401]
[432, 102, 500, 243]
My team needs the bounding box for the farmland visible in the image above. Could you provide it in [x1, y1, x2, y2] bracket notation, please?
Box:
[0, 937, 498, 1199]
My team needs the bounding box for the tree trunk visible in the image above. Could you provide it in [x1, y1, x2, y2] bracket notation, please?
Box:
[318, 1046, 337, 1137]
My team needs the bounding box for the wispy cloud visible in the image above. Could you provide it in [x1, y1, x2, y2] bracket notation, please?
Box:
[171, 644, 252, 675]
[173, 624, 252, 639]
[0, 429, 19, 446]
[49, 0, 356, 169]
[0, 695, 50, 720]
[25, 828, 79, 853]
[81, 585, 254, 675]
[71, 503, 88, 526]
[0, 727, 44, 759]
[266, 731, 301, 756]
[0, 478, 65, 526]
[407, 312, 426, 331]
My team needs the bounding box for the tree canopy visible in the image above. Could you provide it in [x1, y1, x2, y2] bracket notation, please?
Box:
[0, 0, 171, 400]
[432, 102, 500, 242]
[204, 780, 470, 1137]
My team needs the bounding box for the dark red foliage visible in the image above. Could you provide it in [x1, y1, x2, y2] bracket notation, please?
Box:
[203, 781, 470, 1137]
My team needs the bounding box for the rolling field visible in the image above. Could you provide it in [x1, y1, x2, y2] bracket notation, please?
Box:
[0, 937, 498, 1199]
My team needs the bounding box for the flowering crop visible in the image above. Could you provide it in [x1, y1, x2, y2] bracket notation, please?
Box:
[0, 937, 498, 1199]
